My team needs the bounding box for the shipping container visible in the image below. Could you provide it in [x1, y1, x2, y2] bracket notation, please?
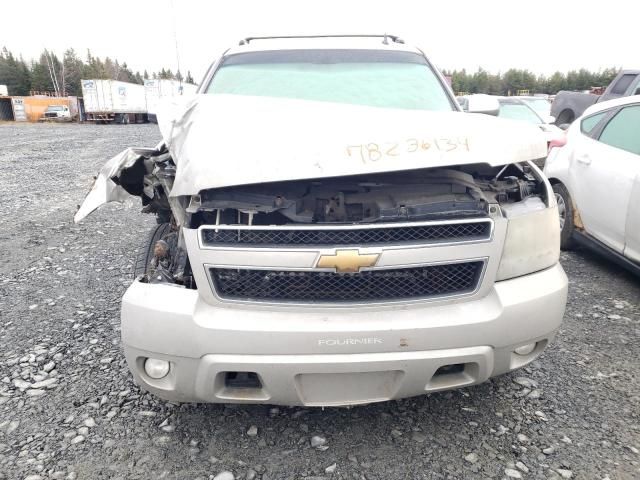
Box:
[144, 79, 197, 122]
[81, 79, 148, 123]
[2, 96, 76, 122]
[0, 96, 76, 122]
[25, 97, 72, 122]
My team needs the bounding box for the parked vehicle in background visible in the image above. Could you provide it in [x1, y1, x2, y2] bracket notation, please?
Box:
[497, 97, 563, 146]
[551, 70, 640, 127]
[75, 35, 566, 407]
[0, 85, 8, 96]
[144, 79, 198, 123]
[40, 104, 72, 121]
[458, 95, 564, 159]
[545, 95, 640, 275]
[81, 79, 148, 124]
[517, 95, 552, 118]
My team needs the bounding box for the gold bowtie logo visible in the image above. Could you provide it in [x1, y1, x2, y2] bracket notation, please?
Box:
[316, 249, 380, 273]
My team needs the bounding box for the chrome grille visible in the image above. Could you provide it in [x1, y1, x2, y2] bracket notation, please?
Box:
[201, 221, 491, 247]
[210, 262, 483, 303]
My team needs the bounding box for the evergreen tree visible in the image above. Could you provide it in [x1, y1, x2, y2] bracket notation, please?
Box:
[63, 48, 84, 96]
[104, 57, 117, 79]
[0, 47, 32, 95]
[30, 54, 54, 92]
[117, 62, 136, 83]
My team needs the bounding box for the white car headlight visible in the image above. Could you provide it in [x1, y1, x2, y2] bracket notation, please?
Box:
[496, 200, 561, 281]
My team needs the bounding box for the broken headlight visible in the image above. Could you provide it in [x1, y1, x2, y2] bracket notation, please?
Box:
[496, 198, 560, 281]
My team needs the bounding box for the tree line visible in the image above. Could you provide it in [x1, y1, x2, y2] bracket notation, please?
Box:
[444, 67, 620, 95]
[1, 46, 621, 98]
[0, 47, 195, 97]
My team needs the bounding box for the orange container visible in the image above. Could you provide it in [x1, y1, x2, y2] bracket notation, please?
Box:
[21, 96, 71, 122]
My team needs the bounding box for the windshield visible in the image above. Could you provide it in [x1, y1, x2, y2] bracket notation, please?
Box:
[206, 49, 454, 111]
[47, 106, 64, 111]
[521, 98, 551, 117]
[498, 100, 543, 124]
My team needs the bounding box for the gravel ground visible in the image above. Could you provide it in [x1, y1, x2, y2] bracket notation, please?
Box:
[0, 123, 638, 480]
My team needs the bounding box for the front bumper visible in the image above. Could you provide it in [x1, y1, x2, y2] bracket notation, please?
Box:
[121, 263, 567, 406]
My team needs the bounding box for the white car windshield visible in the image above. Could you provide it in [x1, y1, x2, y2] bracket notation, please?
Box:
[206, 49, 454, 111]
[522, 98, 551, 117]
[498, 100, 543, 124]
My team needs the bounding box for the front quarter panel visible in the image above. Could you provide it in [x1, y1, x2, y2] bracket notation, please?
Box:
[544, 123, 580, 188]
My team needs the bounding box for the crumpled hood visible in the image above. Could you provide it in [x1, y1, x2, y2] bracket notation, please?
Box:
[158, 94, 547, 197]
[74, 94, 548, 223]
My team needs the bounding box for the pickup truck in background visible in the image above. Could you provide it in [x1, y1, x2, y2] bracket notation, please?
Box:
[40, 105, 72, 121]
[551, 70, 640, 126]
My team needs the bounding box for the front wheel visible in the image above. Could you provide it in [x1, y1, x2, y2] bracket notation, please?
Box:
[552, 183, 576, 250]
[134, 223, 171, 277]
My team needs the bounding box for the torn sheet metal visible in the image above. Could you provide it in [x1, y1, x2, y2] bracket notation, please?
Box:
[74, 147, 157, 223]
[159, 94, 548, 197]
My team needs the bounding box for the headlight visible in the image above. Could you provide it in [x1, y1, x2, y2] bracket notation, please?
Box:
[496, 199, 560, 281]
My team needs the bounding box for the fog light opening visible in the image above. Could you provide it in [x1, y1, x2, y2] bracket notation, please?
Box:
[514, 343, 537, 356]
[144, 358, 170, 379]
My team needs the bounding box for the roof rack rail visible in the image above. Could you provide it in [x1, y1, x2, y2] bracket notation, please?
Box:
[238, 34, 405, 46]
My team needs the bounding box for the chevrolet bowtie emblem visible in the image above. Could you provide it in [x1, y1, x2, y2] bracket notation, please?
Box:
[316, 249, 380, 273]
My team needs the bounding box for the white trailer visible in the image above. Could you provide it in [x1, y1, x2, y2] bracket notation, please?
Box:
[81, 79, 148, 124]
[144, 79, 197, 123]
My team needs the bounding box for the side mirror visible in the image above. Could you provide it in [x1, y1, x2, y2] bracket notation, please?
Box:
[466, 94, 500, 116]
[559, 123, 570, 131]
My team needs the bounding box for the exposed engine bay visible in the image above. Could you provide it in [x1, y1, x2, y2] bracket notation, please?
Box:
[104, 146, 546, 289]
[115, 145, 544, 229]
[186, 164, 541, 228]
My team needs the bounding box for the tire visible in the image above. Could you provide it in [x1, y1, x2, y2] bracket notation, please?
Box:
[555, 109, 574, 126]
[552, 183, 576, 250]
[134, 223, 171, 277]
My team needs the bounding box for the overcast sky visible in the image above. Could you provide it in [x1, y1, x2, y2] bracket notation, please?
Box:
[2, 0, 636, 81]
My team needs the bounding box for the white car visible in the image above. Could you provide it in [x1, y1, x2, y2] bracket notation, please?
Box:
[458, 95, 564, 149]
[497, 97, 564, 146]
[517, 95, 552, 119]
[544, 95, 640, 274]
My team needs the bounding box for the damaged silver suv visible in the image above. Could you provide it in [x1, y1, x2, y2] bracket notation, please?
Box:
[76, 35, 568, 406]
